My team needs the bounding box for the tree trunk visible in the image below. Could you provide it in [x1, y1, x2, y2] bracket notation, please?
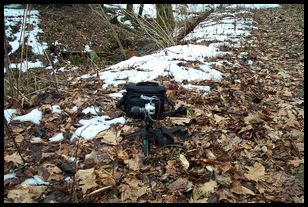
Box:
[126, 4, 134, 19]
[138, 4, 144, 18]
[156, 4, 175, 34]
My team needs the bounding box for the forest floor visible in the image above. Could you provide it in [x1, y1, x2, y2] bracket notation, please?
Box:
[4, 4, 304, 203]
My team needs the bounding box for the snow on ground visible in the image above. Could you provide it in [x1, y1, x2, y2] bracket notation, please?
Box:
[4, 109, 17, 123]
[51, 105, 62, 113]
[71, 116, 125, 141]
[82, 106, 102, 115]
[49, 133, 64, 142]
[4, 4, 47, 72]
[9, 60, 45, 72]
[80, 44, 225, 91]
[13, 108, 42, 125]
[4, 173, 17, 181]
[21, 175, 49, 186]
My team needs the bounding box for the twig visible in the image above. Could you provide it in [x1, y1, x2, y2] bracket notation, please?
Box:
[85, 186, 113, 197]
[70, 123, 92, 203]
[4, 116, 26, 164]
[43, 49, 59, 92]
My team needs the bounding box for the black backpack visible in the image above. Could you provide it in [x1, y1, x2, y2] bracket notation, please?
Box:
[116, 82, 186, 120]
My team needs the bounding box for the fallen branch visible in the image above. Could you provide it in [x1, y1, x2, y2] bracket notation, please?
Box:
[175, 8, 214, 43]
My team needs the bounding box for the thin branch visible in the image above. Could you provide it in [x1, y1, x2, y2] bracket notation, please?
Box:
[4, 116, 26, 164]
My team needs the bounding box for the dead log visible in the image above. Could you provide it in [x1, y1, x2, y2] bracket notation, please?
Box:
[175, 8, 214, 43]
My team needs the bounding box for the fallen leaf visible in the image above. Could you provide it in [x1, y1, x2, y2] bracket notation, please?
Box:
[97, 129, 122, 145]
[5, 152, 24, 165]
[117, 149, 129, 161]
[179, 154, 189, 170]
[213, 114, 225, 124]
[216, 174, 232, 187]
[42, 163, 63, 181]
[124, 158, 140, 171]
[192, 180, 217, 201]
[7, 185, 47, 203]
[120, 184, 148, 202]
[244, 112, 263, 124]
[85, 150, 98, 163]
[169, 117, 191, 125]
[96, 168, 116, 186]
[167, 177, 188, 191]
[166, 160, 177, 177]
[288, 159, 304, 167]
[244, 162, 265, 182]
[76, 168, 97, 194]
[120, 176, 148, 202]
[205, 150, 216, 160]
[230, 180, 255, 195]
[15, 134, 24, 143]
[295, 143, 304, 152]
[238, 124, 253, 134]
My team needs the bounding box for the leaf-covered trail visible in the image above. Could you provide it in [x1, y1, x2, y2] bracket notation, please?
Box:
[4, 5, 304, 203]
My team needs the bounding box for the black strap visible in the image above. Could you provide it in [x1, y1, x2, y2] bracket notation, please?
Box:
[152, 126, 189, 147]
[162, 106, 187, 118]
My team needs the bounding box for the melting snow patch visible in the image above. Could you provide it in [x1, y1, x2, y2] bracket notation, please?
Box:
[84, 44, 92, 52]
[9, 60, 45, 72]
[109, 92, 124, 99]
[72, 106, 78, 112]
[84, 44, 226, 90]
[4, 5, 48, 56]
[82, 106, 102, 115]
[71, 116, 125, 141]
[13, 108, 42, 125]
[4, 173, 17, 181]
[183, 84, 211, 94]
[49, 133, 64, 142]
[4, 109, 17, 123]
[51, 105, 62, 113]
[21, 175, 49, 186]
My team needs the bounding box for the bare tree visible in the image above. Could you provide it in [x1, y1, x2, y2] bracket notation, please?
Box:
[156, 4, 175, 34]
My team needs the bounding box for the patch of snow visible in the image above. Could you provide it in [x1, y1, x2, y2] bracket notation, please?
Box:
[53, 56, 59, 64]
[45, 65, 53, 69]
[13, 108, 42, 125]
[21, 175, 49, 186]
[72, 106, 78, 112]
[51, 105, 62, 113]
[4, 5, 48, 56]
[9, 60, 45, 72]
[235, 79, 241, 83]
[184, 11, 254, 44]
[247, 60, 253, 65]
[226, 4, 281, 9]
[82, 106, 102, 115]
[70, 116, 125, 141]
[4, 109, 17, 123]
[86, 44, 225, 90]
[109, 92, 124, 99]
[84, 44, 92, 52]
[4, 173, 17, 181]
[49, 133, 64, 142]
[183, 84, 211, 94]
